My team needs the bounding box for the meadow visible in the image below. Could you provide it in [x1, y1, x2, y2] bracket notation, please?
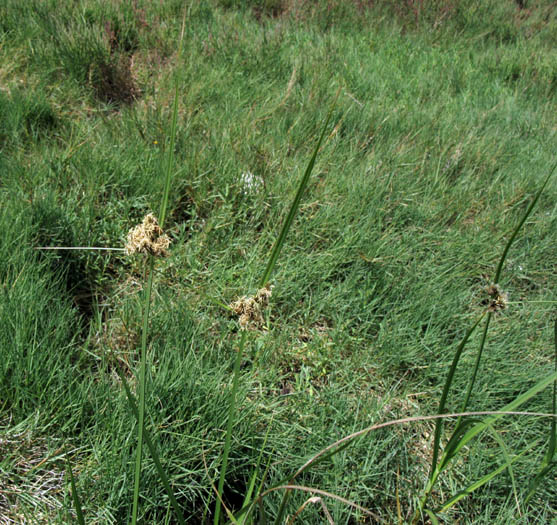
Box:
[0, 0, 556, 523]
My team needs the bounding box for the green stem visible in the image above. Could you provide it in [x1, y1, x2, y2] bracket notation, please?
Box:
[127, 10, 187, 523]
[119, 369, 186, 525]
[494, 162, 556, 284]
[429, 315, 485, 476]
[460, 313, 492, 415]
[131, 256, 155, 525]
[259, 97, 337, 288]
[214, 330, 249, 525]
[159, 81, 180, 230]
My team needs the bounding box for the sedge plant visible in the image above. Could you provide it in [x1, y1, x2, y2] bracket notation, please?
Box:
[129, 11, 187, 525]
[413, 163, 557, 522]
[213, 89, 341, 525]
[65, 11, 188, 524]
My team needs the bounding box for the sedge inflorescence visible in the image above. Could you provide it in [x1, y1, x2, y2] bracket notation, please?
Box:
[484, 283, 508, 313]
[229, 284, 273, 330]
[125, 213, 171, 256]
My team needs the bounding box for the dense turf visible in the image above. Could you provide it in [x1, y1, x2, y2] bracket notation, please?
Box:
[1, 0, 556, 522]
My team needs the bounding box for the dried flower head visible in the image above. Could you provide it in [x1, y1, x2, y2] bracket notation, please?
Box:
[483, 283, 508, 313]
[229, 284, 273, 330]
[125, 213, 171, 256]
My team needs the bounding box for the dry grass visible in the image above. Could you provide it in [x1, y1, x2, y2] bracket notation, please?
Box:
[0, 424, 68, 524]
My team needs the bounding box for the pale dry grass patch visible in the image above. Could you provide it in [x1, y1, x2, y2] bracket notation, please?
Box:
[0, 425, 68, 524]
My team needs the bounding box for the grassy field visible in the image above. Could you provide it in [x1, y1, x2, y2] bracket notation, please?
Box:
[1, 0, 556, 523]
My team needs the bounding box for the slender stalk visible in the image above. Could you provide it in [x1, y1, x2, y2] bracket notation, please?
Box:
[259, 91, 339, 288]
[459, 313, 492, 415]
[214, 330, 249, 525]
[429, 315, 485, 479]
[131, 257, 155, 525]
[494, 162, 556, 284]
[119, 368, 186, 525]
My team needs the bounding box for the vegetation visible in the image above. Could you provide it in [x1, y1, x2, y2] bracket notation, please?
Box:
[1, 0, 556, 522]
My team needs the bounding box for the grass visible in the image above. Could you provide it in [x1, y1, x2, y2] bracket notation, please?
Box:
[1, 0, 556, 522]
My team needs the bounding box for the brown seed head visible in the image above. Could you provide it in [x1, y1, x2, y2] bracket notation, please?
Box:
[125, 213, 171, 256]
[229, 284, 273, 330]
[484, 283, 508, 313]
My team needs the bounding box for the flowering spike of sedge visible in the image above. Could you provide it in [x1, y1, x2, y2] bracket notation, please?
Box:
[229, 284, 273, 330]
[125, 213, 171, 257]
[484, 283, 508, 313]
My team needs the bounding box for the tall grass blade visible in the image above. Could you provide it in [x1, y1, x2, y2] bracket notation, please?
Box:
[436, 442, 534, 514]
[238, 451, 274, 524]
[259, 89, 340, 287]
[418, 372, 557, 520]
[65, 451, 86, 525]
[493, 162, 556, 284]
[524, 319, 557, 503]
[119, 368, 186, 525]
[459, 313, 492, 415]
[429, 315, 485, 475]
[272, 490, 291, 525]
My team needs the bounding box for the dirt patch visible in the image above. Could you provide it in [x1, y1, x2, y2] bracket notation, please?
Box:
[89, 54, 140, 105]
[87, 21, 141, 105]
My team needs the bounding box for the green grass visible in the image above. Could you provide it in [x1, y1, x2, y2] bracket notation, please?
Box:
[1, 0, 556, 522]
